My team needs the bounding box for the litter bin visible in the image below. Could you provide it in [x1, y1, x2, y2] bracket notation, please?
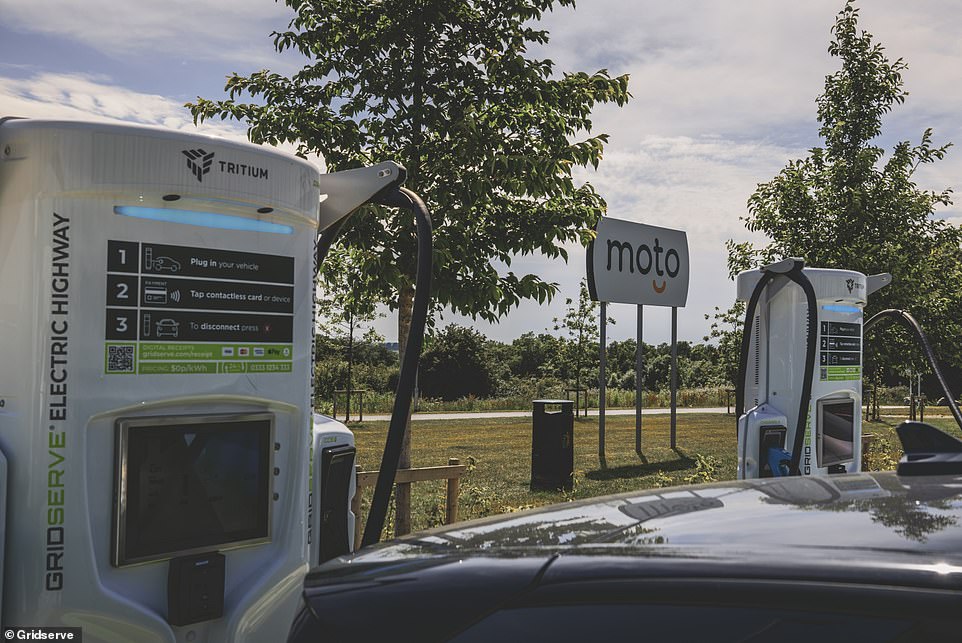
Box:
[531, 399, 574, 491]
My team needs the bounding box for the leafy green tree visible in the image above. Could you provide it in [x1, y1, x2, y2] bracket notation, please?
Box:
[703, 302, 744, 387]
[315, 256, 384, 420]
[606, 339, 652, 380]
[188, 0, 629, 532]
[554, 279, 613, 393]
[643, 351, 673, 392]
[188, 0, 628, 330]
[508, 332, 564, 379]
[419, 325, 497, 400]
[728, 0, 962, 382]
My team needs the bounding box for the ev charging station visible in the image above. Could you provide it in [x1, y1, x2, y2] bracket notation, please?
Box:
[0, 118, 408, 641]
[735, 260, 890, 480]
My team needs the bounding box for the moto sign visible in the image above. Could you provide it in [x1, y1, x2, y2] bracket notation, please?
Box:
[587, 217, 689, 307]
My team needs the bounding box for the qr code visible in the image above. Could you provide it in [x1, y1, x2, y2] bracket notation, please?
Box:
[107, 345, 135, 373]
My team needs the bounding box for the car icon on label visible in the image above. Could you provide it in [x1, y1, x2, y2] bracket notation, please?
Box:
[152, 257, 181, 273]
[155, 319, 180, 338]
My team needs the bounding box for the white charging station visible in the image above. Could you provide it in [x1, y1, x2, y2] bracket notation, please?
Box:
[0, 118, 400, 641]
[736, 264, 890, 479]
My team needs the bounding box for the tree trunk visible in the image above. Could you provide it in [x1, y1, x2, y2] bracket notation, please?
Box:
[394, 283, 416, 536]
[394, 3, 425, 536]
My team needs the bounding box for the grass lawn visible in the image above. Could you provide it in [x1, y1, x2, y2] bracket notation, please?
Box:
[348, 409, 962, 536]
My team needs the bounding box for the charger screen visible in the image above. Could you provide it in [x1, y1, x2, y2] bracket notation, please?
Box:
[820, 400, 855, 466]
[114, 414, 272, 565]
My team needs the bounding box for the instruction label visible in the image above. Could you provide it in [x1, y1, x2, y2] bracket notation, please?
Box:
[819, 321, 861, 381]
[104, 240, 295, 374]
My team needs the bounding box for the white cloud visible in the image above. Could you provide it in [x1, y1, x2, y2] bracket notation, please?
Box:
[0, 0, 293, 66]
[539, 0, 962, 147]
[0, 72, 241, 134]
[0, 72, 324, 168]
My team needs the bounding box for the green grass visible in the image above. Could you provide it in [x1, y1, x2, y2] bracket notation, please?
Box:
[349, 409, 962, 536]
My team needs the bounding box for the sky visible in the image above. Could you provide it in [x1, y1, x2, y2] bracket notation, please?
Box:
[2, 0, 962, 345]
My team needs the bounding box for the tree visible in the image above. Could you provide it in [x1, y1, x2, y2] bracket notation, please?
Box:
[554, 279, 612, 393]
[188, 0, 630, 533]
[315, 256, 383, 420]
[188, 1, 628, 323]
[606, 339, 644, 378]
[703, 302, 744, 387]
[728, 0, 962, 383]
[419, 324, 497, 400]
[508, 332, 564, 379]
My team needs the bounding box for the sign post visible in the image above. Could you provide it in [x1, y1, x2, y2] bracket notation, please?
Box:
[636, 304, 643, 455]
[587, 217, 689, 461]
[671, 306, 678, 449]
[599, 301, 607, 463]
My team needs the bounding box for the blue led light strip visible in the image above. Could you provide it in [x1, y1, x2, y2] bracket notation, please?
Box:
[822, 304, 861, 314]
[114, 205, 293, 235]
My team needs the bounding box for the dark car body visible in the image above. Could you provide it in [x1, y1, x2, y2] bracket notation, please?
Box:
[290, 471, 962, 642]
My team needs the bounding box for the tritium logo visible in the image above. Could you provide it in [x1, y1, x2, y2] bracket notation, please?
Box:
[182, 148, 215, 182]
[180, 149, 270, 183]
[845, 279, 865, 293]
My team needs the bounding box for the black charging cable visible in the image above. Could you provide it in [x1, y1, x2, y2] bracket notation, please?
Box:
[864, 309, 962, 431]
[361, 187, 433, 547]
[313, 185, 434, 548]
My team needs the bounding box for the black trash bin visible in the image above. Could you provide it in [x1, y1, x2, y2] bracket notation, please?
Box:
[531, 399, 574, 491]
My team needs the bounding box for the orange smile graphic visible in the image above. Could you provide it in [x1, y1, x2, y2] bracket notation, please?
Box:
[652, 280, 666, 293]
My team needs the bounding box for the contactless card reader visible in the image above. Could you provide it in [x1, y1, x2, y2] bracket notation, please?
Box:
[168, 552, 226, 626]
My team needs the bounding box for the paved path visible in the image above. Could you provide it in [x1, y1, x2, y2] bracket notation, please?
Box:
[353, 405, 950, 423]
[360, 407, 730, 422]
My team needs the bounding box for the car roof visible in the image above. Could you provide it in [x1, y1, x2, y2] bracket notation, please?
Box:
[298, 472, 962, 641]
[350, 471, 962, 561]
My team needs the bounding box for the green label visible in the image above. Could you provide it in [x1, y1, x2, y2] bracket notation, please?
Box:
[106, 343, 292, 375]
[820, 366, 861, 381]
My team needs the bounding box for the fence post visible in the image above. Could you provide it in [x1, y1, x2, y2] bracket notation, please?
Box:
[352, 465, 362, 551]
[445, 458, 460, 525]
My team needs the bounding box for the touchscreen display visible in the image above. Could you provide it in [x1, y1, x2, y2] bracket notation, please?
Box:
[115, 414, 272, 565]
[820, 400, 854, 466]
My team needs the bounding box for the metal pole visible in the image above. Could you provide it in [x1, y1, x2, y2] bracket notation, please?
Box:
[599, 301, 607, 462]
[636, 304, 643, 455]
[908, 369, 914, 421]
[670, 306, 678, 449]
